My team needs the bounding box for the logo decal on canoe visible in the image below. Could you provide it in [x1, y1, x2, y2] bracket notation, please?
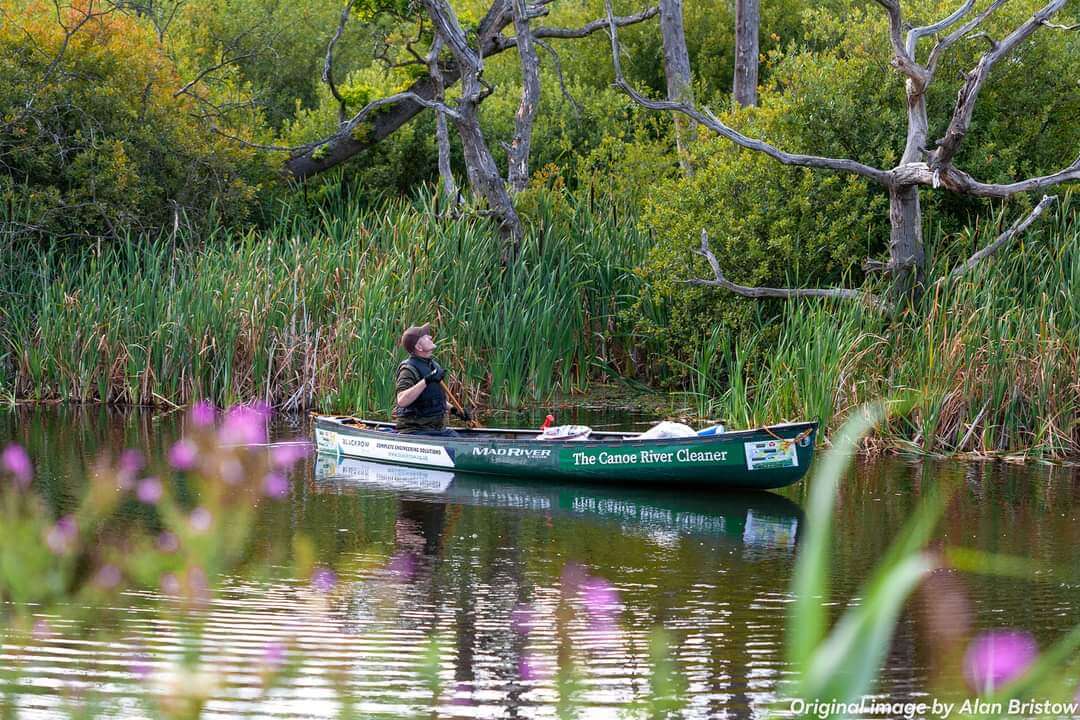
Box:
[471, 447, 552, 459]
[744, 439, 798, 471]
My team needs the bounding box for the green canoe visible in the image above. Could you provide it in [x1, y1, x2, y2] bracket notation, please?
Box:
[313, 416, 817, 489]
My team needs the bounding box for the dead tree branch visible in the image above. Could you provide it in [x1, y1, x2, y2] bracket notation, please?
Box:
[534, 39, 583, 113]
[932, 0, 1069, 170]
[946, 195, 1058, 281]
[690, 231, 893, 313]
[426, 35, 459, 208]
[507, 0, 541, 193]
[284, 0, 658, 179]
[323, 0, 357, 124]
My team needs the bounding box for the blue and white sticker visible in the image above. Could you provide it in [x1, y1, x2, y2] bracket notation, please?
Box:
[319, 429, 456, 468]
[744, 439, 798, 471]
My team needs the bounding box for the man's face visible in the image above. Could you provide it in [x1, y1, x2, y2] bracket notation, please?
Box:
[414, 333, 436, 356]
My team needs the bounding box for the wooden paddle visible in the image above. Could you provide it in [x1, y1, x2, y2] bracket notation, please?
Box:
[443, 384, 479, 429]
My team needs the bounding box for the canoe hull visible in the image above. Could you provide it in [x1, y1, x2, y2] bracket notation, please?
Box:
[314, 416, 817, 490]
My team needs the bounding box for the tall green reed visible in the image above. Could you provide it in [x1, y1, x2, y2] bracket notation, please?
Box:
[0, 186, 650, 412]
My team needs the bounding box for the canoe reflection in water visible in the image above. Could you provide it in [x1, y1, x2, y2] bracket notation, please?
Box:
[313, 453, 803, 555]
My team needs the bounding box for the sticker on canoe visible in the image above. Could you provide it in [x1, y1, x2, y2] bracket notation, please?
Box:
[744, 439, 798, 471]
[323, 430, 456, 468]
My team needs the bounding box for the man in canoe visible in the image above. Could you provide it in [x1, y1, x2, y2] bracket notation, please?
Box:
[393, 323, 471, 435]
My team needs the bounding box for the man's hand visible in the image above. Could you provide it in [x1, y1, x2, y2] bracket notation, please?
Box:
[423, 365, 445, 384]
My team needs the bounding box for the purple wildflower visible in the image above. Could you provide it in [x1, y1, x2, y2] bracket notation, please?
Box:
[311, 566, 337, 593]
[136, 477, 163, 504]
[156, 531, 180, 553]
[262, 641, 287, 670]
[270, 442, 311, 469]
[118, 449, 145, 476]
[191, 400, 216, 428]
[580, 576, 620, 616]
[189, 507, 212, 533]
[219, 403, 271, 445]
[964, 630, 1039, 693]
[160, 573, 181, 596]
[510, 603, 538, 635]
[450, 682, 474, 707]
[387, 552, 416, 581]
[129, 654, 153, 680]
[167, 440, 198, 471]
[263, 472, 289, 499]
[2, 444, 32, 488]
[94, 564, 122, 590]
[518, 654, 550, 682]
[45, 515, 78, 555]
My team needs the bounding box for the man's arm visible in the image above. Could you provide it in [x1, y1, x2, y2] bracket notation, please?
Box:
[396, 378, 427, 407]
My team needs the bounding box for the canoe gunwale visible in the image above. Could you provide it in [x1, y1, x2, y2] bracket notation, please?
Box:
[315, 415, 817, 448]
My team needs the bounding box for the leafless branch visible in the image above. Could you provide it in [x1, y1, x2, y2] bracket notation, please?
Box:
[690, 231, 893, 313]
[932, 0, 1068, 170]
[872, 0, 928, 86]
[1041, 19, 1079, 30]
[892, 158, 1080, 197]
[495, 5, 659, 51]
[605, 0, 892, 185]
[427, 35, 459, 207]
[945, 195, 1057, 281]
[175, 50, 258, 98]
[925, 0, 1008, 76]
[535, 38, 582, 113]
[208, 125, 315, 153]
[323, 0, 356, 123]
[906, 0, 975, 57]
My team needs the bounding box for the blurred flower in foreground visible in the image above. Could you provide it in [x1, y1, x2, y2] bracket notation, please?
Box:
[168, 440, 197, 471]
[137, 477, 163, 504]
[2, 444, 32, 487]
[45, 515, 78, 555]
[263, 472, 288, 499]
[964, 630, 1038, 693]
[189, 507, 212, 533]
[262, 641, 287, 671]
[219, 403, 271, 445]
[191, 400, 216, 428]
[311, 567, 337, 593]
[511, 603, 539, 635]
[271, 442, 311, 469]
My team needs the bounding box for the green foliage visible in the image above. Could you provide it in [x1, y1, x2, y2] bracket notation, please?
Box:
[0, 1, 268, 242]
[628, 0, 1080, 378]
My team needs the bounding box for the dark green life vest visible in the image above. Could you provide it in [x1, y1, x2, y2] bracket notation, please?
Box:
[394, 356, 446, 419]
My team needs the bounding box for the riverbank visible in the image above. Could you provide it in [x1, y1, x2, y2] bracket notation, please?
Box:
[2, 193, 1077, 459]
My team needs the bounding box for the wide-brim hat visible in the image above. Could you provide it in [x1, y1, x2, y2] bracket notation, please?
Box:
[400, 323, 432, 354]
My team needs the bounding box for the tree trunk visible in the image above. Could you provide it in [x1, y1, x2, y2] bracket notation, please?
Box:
[658, 0, 695, 175]
[423, 0, 523, 262]
[427, 36, 459, 210]
[888, 183, 926, 301]
[733, 0, 759, 107]
[507, 0, 541, 193]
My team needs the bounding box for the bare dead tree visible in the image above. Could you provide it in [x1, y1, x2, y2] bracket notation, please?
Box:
[733, 0, 759, 107]
[658, 0, 696, 174]
[507, 0, 542, 193]
[426, 35, 460, 210]
[283, 1, 659, 180]
[607, 0, 1080, 307]
[422, 0, 524, 261]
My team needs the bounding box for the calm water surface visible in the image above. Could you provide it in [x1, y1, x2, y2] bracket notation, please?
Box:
[1, 407, 1078, 719]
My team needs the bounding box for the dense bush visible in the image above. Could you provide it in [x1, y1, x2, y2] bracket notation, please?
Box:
[0, 1, 269, 242]
[626, 0, 1080, 381]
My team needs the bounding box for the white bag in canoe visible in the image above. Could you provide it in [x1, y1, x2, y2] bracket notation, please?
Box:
[535, 424, 592, 440]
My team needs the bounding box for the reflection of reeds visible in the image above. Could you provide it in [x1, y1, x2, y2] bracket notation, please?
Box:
[1, 188, 649, 411]
[690, 194, 1079, 459]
